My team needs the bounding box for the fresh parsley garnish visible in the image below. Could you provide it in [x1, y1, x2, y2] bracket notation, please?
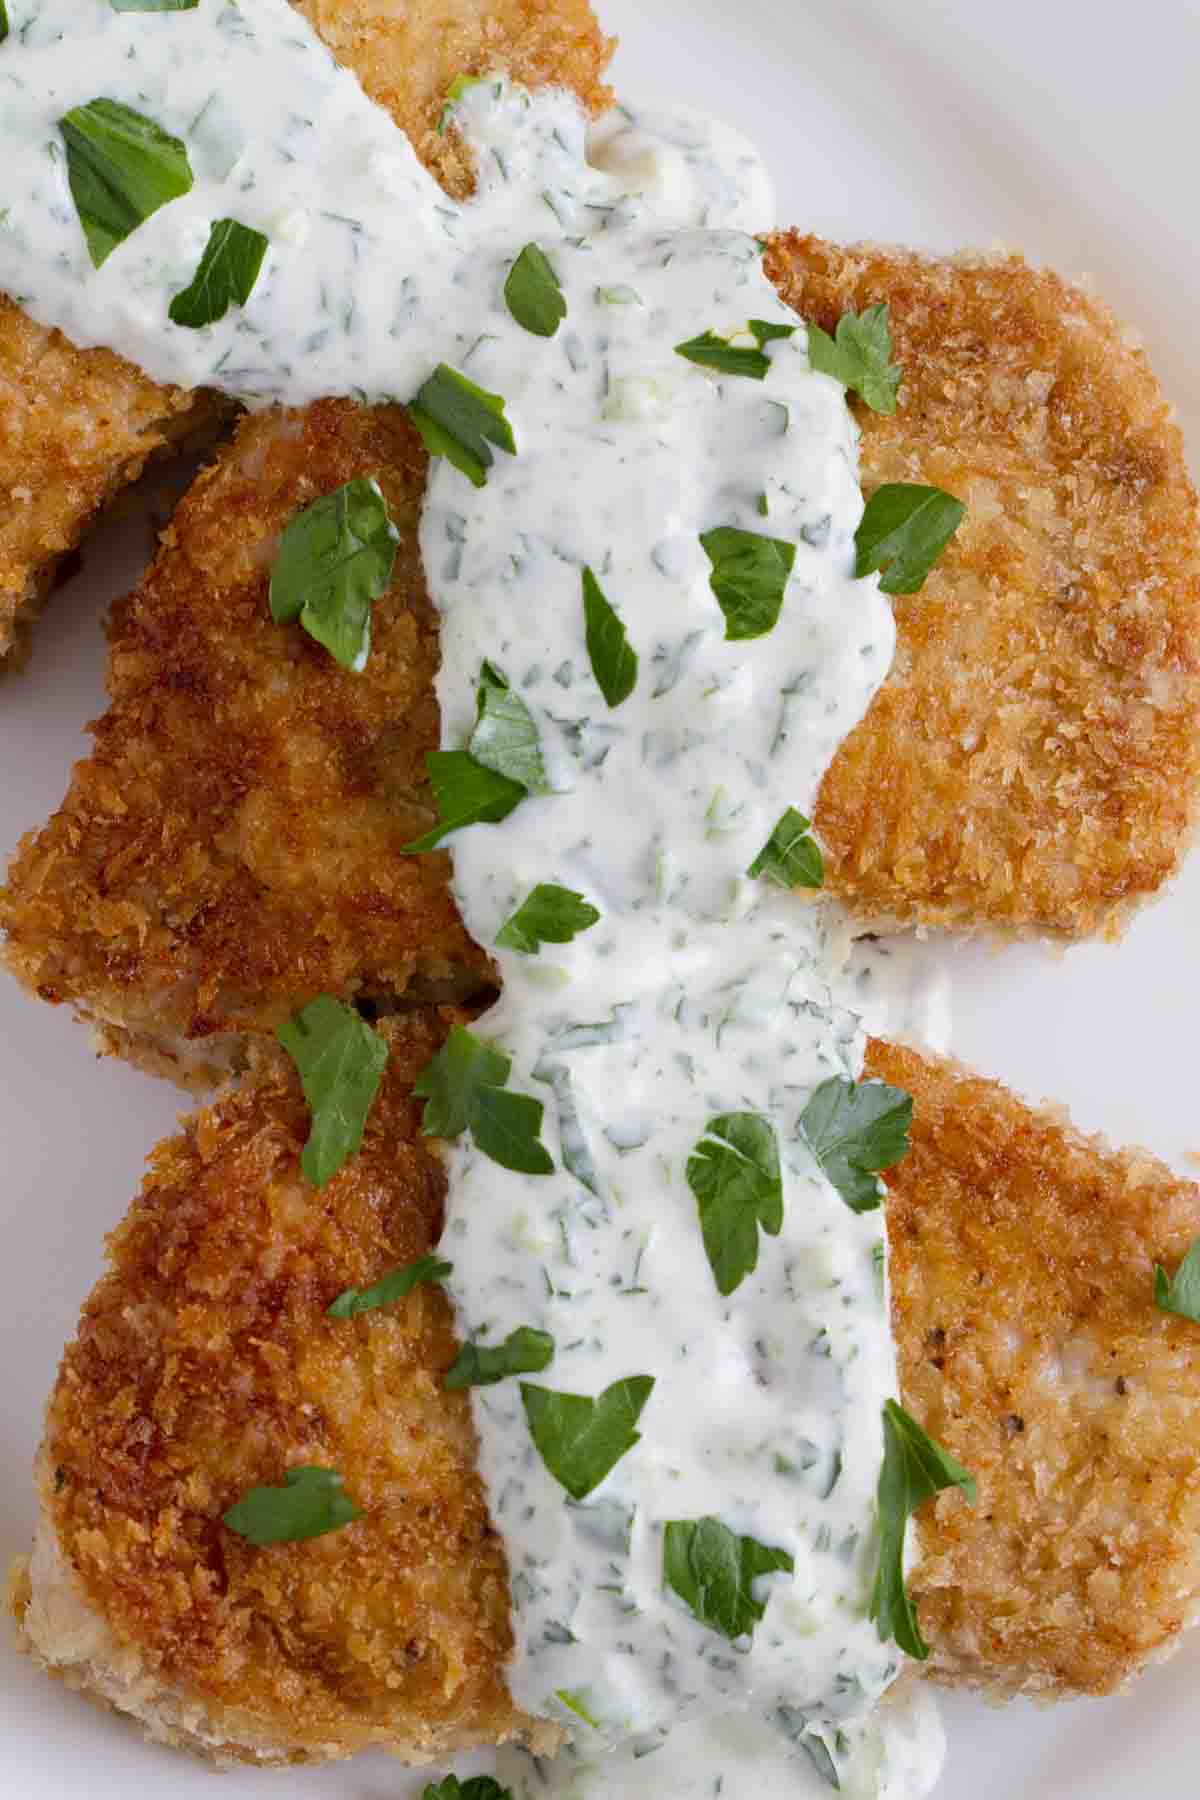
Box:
[1155, 1238, 1200, 1322]
[798, 1075, 913, 1213]
[423, 1780, 512, 1800]
[747, 808, 824, 889]
[870, 1400, 975, 1659]
[413, 1023, 553, 1176]
[444, 1325, 555, 1389]
[675, 330, 770, 381]
[854, 483, 965, 594]
[806, 304, 902, 414]
[496, 883, 600, 955]
[504, 242, 566, 338]
[268, 476, 399, 672]
[168, 217, 268, 329]
[435, 72, 486, 136]
[408, 363, 516, 488]
[674, 318, 795, 380]
[402, 663, 546, 851]
[582, 566, 637, 708]
[59, 98, 193, 270]
[222, 1466, 362, 1545]
[327, 1255, 451, 1319]
[402, 751, 525, 853]
[700, 526, 796, 640]
[0, 0, 8, 36]
[522, 1375, 654, 1500]
[276, 996, 389, 1189]
[469, 660, 547, 791]
[663, 1516, 793, 1641]
[686, 1112, 782, 1297]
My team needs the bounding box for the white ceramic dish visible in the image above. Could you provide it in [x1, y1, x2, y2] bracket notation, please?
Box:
[1, 1, 1198, 1793]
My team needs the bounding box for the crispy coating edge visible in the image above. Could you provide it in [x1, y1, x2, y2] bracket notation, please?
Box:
[867, 1037, 1200, 1698]
[0, 0, 613, 671]
[768, 235, 1200, 941]
[11, 1011, 561, 1766]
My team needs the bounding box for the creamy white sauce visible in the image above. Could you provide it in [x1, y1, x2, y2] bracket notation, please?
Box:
[1, 4, 948, 1795]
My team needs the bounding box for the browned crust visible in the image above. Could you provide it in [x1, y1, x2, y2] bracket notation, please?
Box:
[767, 236, 1200, 940]
[1, 400, 492, 1045]
[0, 0, 614, 671]
[867, 1037, 1200, 1697]
[19, 1012, 544, 1765]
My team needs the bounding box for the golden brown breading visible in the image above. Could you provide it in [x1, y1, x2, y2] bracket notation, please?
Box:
[866, 1037, 1200, 1698]
[2, 401, 489, 1079]
[12, 1011, 558, 1767]
[0, 0, 613, 671]
[767, 237, 1200, 941]
[16, 1030, 1200, 1759]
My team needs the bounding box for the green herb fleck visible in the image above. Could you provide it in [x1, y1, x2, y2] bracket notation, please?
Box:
[414, 1023, 553, 1176]
[59, 98, 193, 269]
[469, 660, 546, 791]
[555, 1689, 602, 1729]
[522, 1375, 654, 1500]
[168, 217, 267, 329]
[854, 483, 965, 594]
[402, 751, 525, 853]
[435, 72, 487, 136]
[805, 304, 902, 414]
[327, 1255, 451, 1320]
[276, 996, 389, 1189]
[408, 363, 516, 488]
[222, 1466, 361, 1546]
[700, 526, 796, 640]
[268, 476, 398, 672]
[663, 1516, 794, 1641]
[1155, 1238, 1200, 1322]
[445, 1325, 555, 1389]
[0, 0, 8, 37]
[870, 1400, 975, 1659]
[496, 884, 600, 955]
[747, 807, 823, 889]
[111, 0, 200, 11]
[675, 329, 771, 381]
[504, 242, 566, 337]
[798, 1075, 913, 1213]
[582, 566, 637, 707]
[748, 318, 796, 346]
[686, 1112, 782, 1297]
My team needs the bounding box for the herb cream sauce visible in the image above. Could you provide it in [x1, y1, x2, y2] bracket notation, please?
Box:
[1, 3, 943, 1794]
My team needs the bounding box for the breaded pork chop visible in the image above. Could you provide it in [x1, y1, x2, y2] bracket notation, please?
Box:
[14, 1028, 1200, 1760]
[5, 247, 1199, 1086]
[866, 1038, 1200, 1698]
[11, 1012, 558, 1768]
[768, 237, 1200, 941]
[2, 401, 489, 1084]
[0, 0, 613, 671]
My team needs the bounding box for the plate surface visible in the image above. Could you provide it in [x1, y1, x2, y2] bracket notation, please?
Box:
[1, 1, 1198, 1793]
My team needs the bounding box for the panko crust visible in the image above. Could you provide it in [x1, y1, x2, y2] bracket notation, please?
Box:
[1, 400, 491, 1060]
[866, 1038, 1200, 1698]
[0, 0, 613, 671]
[768, 236, 1200, 940]
[14, 1012, 551, 1766]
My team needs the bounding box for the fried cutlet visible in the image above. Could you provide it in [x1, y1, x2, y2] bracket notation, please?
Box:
[10, 1011, 558, 1768]
[13, 1027, 1200, 1761]
[5, 247, 1198, 1084]
[767, 237, 1200, 941]
[866, 1037, 1200, 1698]
[0, 0, 613, 672]
[3, 400, 490, 1085]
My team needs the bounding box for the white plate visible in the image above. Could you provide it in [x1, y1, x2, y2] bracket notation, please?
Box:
[1, 1, 1198, 1794]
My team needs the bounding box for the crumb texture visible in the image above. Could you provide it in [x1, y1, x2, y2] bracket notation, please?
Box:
[769, 237, 1200, 940]
[868, 1038, 1200, 1696]
[18, 1013, 552, 1765]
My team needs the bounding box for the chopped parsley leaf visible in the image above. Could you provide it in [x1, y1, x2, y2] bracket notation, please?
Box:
[747, 807, 824, 889]
[222, 1466, 361, 1545]
[444, 1325, 555, 1389]
[268, 476, 399, 672]
[276, 995, 389, 1189]
[327, 1255, 452, 1319]
[700, 525, 796, 640]
[522, 1375, 654, 1499]
[414, 1023, 554, 1176]
[663, 1515, 793, 1641]
[806, 303, 902, 414]
[408, 363, 516, 488]
[59, 98, 193, 269]
[854, 482, 965, 594]
[496, 883, 600, 955]
[168, 217, 268, 329]
[870, 1401, 975, 1658]
[504, 242, 566, 337]
[798, 1075, 913, 1213]
[686, 1112, 783, 1296]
